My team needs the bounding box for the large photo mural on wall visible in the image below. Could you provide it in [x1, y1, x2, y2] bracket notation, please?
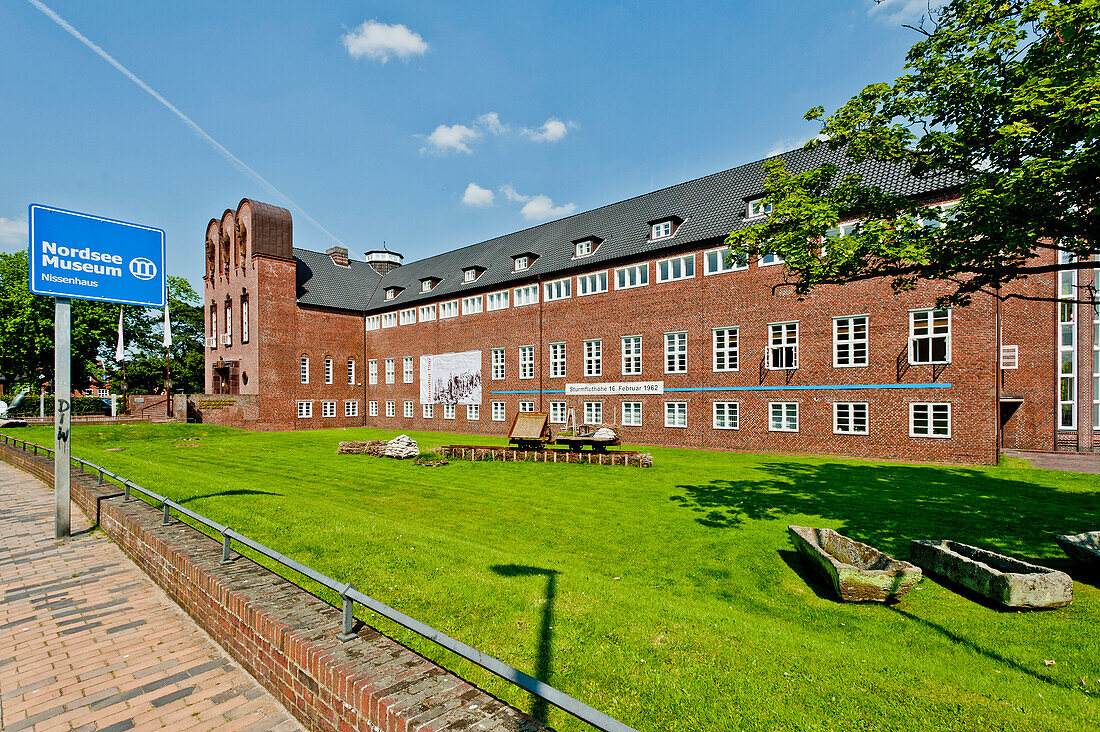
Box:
[419, 351, 482, 405]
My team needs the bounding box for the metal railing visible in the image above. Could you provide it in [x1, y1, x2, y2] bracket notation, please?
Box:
[0, 433, 635, 732]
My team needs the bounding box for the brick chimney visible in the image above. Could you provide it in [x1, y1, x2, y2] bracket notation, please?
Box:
[326, 246, 349, 267]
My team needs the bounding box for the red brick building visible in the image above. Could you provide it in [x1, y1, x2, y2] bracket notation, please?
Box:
[202, 147, 1097, 463]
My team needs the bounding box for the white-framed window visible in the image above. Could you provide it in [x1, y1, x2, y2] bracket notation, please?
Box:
[549, 401, 567, 424]
[324, 357, 333, 384]
[584, 401, 603, 425]
[909, 309, 951, 365]
[368, 359, 378, 385]
[1058, 254, 1076, 429]
[369, 400, 378, 416]
[748, 198, 772, 218]
[384, 287, 399, 300]
[577, 272, 609, 296]
[467, 404, 480, 421]
[97, 388, 109, 398]
[365, 315, 380, 331]
[462, 296, 483, 315]
[650, 220, 674, 240]
[768, 322, 798, 370]
[519, 345, 534, 379]
[486, 290, 509, 311]
[386, 400, 395, 417]
[664, 401, 687, 428]
[463, 268, 479, 282]
[1093, 283, 1099, 430]
[400, 308, 416, 325]
[910, 402, 951, 438]
[404, 400, 414, 418]
[759, 251, 785, 266]
[297, 401, 312, 418]
[492, 402, 506, 421]
[622, 401, 642, 426]
[347, 359, 356, 385]
[514, 255, 530, 271]
[300, 356, 309, 384]
[834, 402, 869, 435]
[822, 222, 860, 254]
[656, 255, 694, 283]
[420, 280, 434, 293]
[834, 315, 869, 367]
[704, 248, 747, 275]
[385, 358, 395, 384]
[712, 401, 738, 429]
[403, 357, 414, 383]
[549, 343, 566, 378]
[439, 300, 459, 319]
[544, 278, 571, 302]
[492, 348, 506, 380]
[665, 331, 687, 374]
[211, 306, 217, 349]
[712, 328, 738, 372]
[224, 301, 232, 346]
[584, 339, 602, 377]
[419, 304, 436, 321]
[1000, 345, 1019, 369]
[423, 403, 433, 418]
[240, 295, 249, 343]
[769, 402, 799, 432]
[345, 400, 359, 417]
[520, 401, 534, 413]
[381, 312, 398, 328]
[321, 400, 336, 418]
[514, 284, 539, 307]
[615, 264, 649, 290]
[443, 404, 456, 419]
[622, 335, 642, 375]
[575, 239, 596, 258]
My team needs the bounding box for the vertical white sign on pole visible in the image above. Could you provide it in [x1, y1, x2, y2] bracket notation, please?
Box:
[54, 298, 71, 539]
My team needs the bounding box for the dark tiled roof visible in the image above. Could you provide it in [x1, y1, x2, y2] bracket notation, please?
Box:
[295, 247, 383, 311]
[294, 145, 962, 313]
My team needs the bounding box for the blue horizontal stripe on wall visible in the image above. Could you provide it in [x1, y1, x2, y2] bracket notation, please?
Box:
[490, 383, 952, 395]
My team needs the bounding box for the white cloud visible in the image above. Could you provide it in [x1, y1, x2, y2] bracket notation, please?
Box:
[423, 124, 481, 154]
[0, 217, 27, 247]
[499, 185, 575, 221]
[766, 133, 828, 158]
[477, 112, 508, 136]
[869, 0, 945, 25]
[461, 183, 495, 207]
[520, 118, 574, 143]
[342, 20, 429, 63]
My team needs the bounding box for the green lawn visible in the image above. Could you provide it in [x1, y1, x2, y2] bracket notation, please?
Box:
[10, 424, 1099, 731]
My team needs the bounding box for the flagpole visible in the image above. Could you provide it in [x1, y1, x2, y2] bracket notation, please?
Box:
[162, 290, 173, 418]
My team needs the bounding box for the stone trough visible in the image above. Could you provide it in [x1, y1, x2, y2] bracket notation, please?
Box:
[788, 526, 922, 602]
[909, 540, 1073, 609]
[1055, 531, 1100, 565]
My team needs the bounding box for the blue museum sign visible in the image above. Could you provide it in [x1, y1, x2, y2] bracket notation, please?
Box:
[28, 204, 165, 307]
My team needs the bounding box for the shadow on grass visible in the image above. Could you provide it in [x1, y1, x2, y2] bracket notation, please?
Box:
[490, 564, 558, 724]
[179, 489, 282, 504]
[777, 549, 834, 601]
[669, 461, 1100, 561]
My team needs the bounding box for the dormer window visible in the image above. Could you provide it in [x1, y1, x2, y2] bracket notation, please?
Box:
[463, 267, 483, 283]
[573, 237, 602, 258]
[384, 287, 403, 301]
[419, 277, 440, 293]
[512, 252, 538, 272]
[747, 198, 773, 218]
[648, 216, 682, 241]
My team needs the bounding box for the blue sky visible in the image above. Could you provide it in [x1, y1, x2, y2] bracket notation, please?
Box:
[0, 0, 934, 291]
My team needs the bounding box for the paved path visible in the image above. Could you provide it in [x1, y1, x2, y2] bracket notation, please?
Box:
[0, 462, 304, 732]
[1003, 450, 1100, 474]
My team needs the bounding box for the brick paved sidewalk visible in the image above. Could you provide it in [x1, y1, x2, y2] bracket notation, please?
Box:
[0, 461, 304, 732]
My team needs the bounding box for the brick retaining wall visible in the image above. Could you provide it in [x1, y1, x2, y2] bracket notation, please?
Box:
[0, 442, 549, 732]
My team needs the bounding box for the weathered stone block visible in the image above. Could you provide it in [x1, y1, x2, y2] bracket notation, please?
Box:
[788, 526, 922, 602]
[910, 539, 1073, 609]
[383, 434, 419, 459]
[1055, 531, 1100, 565]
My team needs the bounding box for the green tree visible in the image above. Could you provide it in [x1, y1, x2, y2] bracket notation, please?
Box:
[0, 251, 117, 392]
[725, 0, 1100, 306]
[104, 276, 204, 395]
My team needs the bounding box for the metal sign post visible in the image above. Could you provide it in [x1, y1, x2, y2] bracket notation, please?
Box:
[29, 204, 165, 539]
[54, 298, 71, 538]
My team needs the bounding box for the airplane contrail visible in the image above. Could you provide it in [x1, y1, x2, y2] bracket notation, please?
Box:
[26, 0, 346, 247]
